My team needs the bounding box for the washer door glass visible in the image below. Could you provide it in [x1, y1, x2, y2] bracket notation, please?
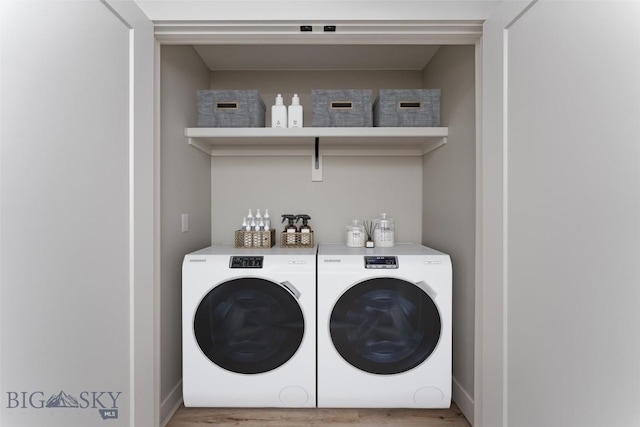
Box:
[330, 277, 441, 375]
[194, 277, 304, 374]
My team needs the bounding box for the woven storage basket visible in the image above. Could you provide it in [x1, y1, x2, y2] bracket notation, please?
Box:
[280, 231, 314, 248]
[234, 230, 275, 249]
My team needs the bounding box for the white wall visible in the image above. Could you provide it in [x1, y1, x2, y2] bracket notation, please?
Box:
[506, 2, 640, 426]
[160, 46, 212, 423]
[421, 45, 477, 421]
[1, 2, 133, 426]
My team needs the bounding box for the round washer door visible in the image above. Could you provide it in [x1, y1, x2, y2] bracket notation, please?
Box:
[330, 277, 441, 375]
[194, 277, 304, 374]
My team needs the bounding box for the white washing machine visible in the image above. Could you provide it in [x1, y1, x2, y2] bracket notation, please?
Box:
[182, 244, 316, 407]
[317, 243, 452, 408]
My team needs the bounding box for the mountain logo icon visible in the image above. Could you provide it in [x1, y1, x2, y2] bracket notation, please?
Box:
[45, 390, 80, 408]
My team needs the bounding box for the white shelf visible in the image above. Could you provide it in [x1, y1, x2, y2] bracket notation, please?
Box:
[185, 127, 448, 157]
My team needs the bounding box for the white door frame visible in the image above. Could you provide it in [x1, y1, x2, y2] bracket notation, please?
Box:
[152, 19, 486, 425]
[103, 2, 157, 426]
[477, 2, 537, 427]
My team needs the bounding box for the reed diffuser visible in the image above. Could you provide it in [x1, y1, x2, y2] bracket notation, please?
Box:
[363, 220, 376, 248]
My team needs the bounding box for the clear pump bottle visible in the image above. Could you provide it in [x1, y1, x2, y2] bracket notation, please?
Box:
[263, 209, 271, 231]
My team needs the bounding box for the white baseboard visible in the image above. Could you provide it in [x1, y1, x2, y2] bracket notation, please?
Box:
[452, 376, 474, 425]
[160, 380, 183, 427]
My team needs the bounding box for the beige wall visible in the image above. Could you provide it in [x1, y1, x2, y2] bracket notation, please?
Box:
[421, 45, 477, 420]
[160, 45, 212, 422]
[210, 70, 424, 129]
[210, 155, 423, 244]
[165, 49, 477, 420]
[209, 70, 425, 244]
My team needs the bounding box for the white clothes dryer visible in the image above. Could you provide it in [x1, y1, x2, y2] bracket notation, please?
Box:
[317, 243, 452, 408]
[182, 244, 316, 407]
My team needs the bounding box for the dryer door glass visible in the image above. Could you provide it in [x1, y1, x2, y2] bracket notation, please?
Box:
[330, 277, 441, 375]
[194, 277, 304, 374]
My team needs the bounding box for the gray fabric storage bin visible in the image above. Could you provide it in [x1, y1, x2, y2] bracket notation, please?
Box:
[197, 90, 265, 127]
[373, 89, 441, 127]
[312, 89, 372, 127]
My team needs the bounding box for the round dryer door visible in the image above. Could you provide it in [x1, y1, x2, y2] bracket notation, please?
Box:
[330, 277, 441, 375]
[194, 278, 304, 374]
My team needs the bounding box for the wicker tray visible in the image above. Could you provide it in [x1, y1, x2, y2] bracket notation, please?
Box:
[280, 231, 314, 248]
[235, 229, 276, 248]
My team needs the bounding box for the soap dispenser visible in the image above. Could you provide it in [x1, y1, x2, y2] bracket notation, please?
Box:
[281, 214, 298, 245]
[296, 214, 312, 245]
[288, 94, 303, 128]
[271, 94, 287, 128]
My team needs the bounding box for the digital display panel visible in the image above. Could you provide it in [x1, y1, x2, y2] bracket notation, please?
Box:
[229, 256, 264, 268]
[364, 256, 398, 269]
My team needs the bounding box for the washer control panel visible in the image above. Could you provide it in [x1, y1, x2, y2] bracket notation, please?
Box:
[229, 256, 263, 268]
[364, 256, 399, 269]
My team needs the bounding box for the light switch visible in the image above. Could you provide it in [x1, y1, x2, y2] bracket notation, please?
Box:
[181, 214, 189, 233]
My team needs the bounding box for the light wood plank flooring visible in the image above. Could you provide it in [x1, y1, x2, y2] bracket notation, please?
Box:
[166, 403, 471, 427]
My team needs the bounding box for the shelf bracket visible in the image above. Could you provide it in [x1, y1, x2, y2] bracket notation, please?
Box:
[312, 137, 323, 182]
[422, 136, 448, 156]
[187, 137, 213, 156]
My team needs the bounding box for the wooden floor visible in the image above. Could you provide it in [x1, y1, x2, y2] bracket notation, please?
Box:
[166, 403, 471, 427]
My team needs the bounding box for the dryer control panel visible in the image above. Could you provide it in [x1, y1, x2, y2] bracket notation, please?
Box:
[364, 256, 398, 269]
[229, 256, 263, 268]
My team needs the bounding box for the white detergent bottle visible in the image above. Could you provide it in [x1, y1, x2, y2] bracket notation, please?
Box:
[271, 94, 287, 128]
[288, 94, 303, 128]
